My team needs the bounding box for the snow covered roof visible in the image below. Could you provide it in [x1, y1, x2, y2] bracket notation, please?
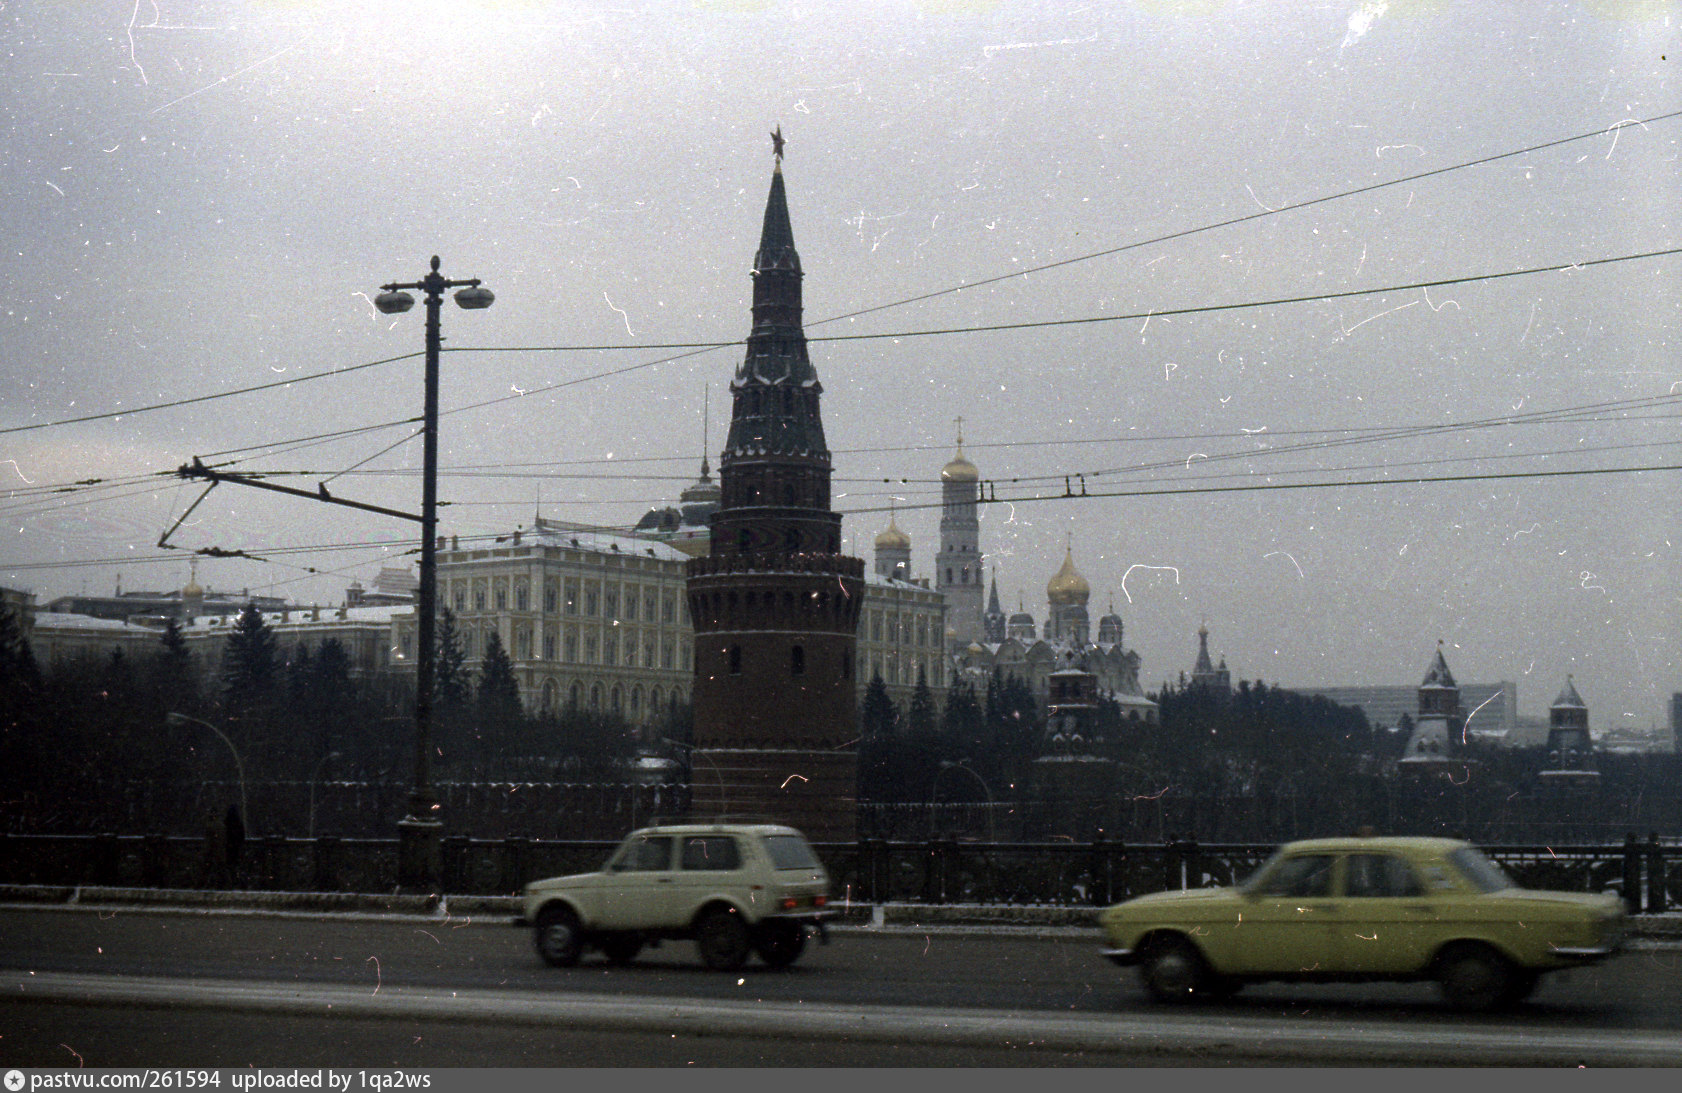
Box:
[527, 523, 690, 562]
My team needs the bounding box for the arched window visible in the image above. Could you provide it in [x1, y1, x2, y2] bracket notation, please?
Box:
[569, 682, 581, 708]
[589, 683, 602, 709]
[729, 644, 742, 675]
[610, 685, 622, 713]
[791, 645, 805, 676]
[540, 679, 557, 711]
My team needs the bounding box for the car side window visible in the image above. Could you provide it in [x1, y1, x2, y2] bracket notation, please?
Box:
[1254, 854, 1335, 898]
[1345, 853, 1424, 898]
[618, 835, 673, 872]
[681, 835, 742, 871]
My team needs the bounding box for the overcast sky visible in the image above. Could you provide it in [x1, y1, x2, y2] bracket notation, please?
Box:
[2, 1, 1677, 727]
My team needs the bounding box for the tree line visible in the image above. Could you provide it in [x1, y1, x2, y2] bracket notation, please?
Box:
[0, 602, 658, 835]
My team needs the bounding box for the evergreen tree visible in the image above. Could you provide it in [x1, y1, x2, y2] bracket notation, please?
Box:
[940, 678, 985, 762]
[856, 673, 900, 802]
[859, 673, 897, 739]
[477, 630, 521, 718]
[160, 615, 190, 667]
[312, 638, 352, 698]
[221, 603, 279, 704]
[0, 601, 42, 704]
[475, 630, 523, 771]
[907, 666, 937, 739]
[0, 602, 45, 820]
[148, 615, 198, 715]
[287, 642, 315, 703]
[434, 608, 468, 710]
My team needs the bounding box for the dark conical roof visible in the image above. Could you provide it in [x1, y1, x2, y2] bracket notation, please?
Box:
[726, 161, 826, 456]
[1551, 676, 1586, 710]
[1421, 644, 1457, 689]
[754, 166, 802, 276]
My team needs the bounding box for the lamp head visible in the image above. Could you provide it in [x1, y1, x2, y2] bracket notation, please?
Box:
[374, 290, 416, 314]
[454, 285, 494, 310]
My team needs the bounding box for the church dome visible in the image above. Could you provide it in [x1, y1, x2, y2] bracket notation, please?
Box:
[1046, 547, 1090, 606]
[941, 451, 978, 483]
[874, 516, 910, 551]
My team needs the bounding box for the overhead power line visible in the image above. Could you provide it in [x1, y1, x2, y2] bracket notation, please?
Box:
[841, 460, 1682, 518]
[0, 351, 424, 438]
[6, 111, 1676, 439]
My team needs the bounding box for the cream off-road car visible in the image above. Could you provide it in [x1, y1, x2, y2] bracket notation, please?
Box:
[517, 822, 832, 970]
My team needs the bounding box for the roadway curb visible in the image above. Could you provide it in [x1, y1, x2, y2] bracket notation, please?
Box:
[3, 883, 1680, 938]
[11, 971, 1682, 1066]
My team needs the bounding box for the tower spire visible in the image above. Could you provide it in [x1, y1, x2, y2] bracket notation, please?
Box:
[700, 385, 712, 481]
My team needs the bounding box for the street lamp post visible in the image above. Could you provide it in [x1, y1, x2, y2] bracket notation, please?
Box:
[307, 751, 342, 840]
[375, 256, 494, 891]
[167, 711, 248, 837]
[931, 760, 995, 842]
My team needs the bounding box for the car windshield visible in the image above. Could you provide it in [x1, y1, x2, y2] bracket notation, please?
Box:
[1239, 849, 1289, 894]
[1449, 847, 1515, 893]
[763, 833, 820, 870]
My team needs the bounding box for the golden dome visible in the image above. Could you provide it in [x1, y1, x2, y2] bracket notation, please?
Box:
[941, 441, 979, 483]
[1046, 546, 1090, 606]
[874, 516, 911, 551]
[941, 455, 978, 483]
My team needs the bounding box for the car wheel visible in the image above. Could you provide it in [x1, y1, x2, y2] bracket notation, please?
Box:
[1139, 936, 1211, 1004]
[533, 905, 583, 968]
[753, 920, 808, 968]
[1436, 943, 1514, 1011]
[600, 933, 643, 966]
[695, 907, 750, 971]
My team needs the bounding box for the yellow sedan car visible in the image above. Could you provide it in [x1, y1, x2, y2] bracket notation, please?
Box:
[1099, 836, 1625, 1010]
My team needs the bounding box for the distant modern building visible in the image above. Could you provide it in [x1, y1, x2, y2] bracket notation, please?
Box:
[43, 577, 287, 625]
[1293, 678, 1519, 742]
[345, 567, 418, 608]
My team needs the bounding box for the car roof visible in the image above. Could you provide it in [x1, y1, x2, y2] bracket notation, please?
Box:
[1274, 836, 1472, 855]
[628, 823, 807, 838]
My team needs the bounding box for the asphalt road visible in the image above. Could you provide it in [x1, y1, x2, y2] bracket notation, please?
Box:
[1, 908, 1679, 1066]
